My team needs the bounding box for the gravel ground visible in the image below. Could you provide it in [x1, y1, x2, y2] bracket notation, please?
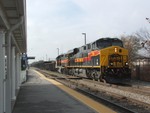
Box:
[76, 80, 150, 105]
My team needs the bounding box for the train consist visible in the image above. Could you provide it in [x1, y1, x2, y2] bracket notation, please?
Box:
[56, 38, 131, 83]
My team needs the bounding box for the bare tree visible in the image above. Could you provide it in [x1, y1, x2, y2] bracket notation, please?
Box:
[136, 28, 150, 52]
[120, 35, 141, 66]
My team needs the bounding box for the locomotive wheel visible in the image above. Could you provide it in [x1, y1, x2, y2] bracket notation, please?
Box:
[91, 71, 96, 80]
[65, 68, 69, 75]
[99, 67, 106, 83]
[102, 78, 106, 83]
[60, 68, 64, 74]
[99, 74, 106, 83]
[86, 69, 92, 78]
[91, 70, 98, 81]
[71, 69, 75, 76]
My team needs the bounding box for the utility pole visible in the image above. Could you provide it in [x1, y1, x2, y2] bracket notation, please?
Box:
[82, 33, 86, 45]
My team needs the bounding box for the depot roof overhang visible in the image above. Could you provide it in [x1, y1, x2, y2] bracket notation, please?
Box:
[0, 0, 27, 53]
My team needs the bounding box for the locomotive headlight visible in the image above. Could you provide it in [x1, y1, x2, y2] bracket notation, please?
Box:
[115, 48, 117, 52]
[125, 62, 128, 65]
[110, 62, 113, 66]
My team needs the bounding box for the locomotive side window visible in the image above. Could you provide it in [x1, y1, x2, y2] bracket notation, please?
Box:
[87, 44, 91, 49]
[92, 42, 96, 50]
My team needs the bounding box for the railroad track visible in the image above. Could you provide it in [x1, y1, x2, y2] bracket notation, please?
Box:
[36, 68, 150, 95]
[80, 79, 150, 96]
[76, 87, 135, 113]
[34, 68, 150, 113]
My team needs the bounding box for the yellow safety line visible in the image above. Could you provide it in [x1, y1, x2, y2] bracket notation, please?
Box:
[33, 70, 116, 113]
[67, 66, 101, 68]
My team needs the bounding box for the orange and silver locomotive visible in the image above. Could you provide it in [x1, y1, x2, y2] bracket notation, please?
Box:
[56, 38, 131, 83]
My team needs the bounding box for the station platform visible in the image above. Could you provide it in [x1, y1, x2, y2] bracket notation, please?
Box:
[13, 69, 115, 113]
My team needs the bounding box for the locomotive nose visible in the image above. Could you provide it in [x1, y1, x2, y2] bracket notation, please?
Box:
[109, 54, 122, 67]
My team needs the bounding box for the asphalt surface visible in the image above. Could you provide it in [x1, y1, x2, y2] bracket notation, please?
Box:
[13, 69, 97, 113]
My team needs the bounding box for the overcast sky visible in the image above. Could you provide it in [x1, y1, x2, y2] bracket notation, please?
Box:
[26, 0, 150, 62]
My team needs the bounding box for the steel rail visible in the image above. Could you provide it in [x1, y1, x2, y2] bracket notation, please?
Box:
[75, 87, 136, 113]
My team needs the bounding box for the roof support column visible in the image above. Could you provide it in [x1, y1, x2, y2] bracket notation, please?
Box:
[16, 53, 21, 91]
[11, 46, 16, 101]
[0, 30, 5, 113]
[6, 31, 12, 113]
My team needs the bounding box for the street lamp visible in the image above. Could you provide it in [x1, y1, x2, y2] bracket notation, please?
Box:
[57, 48, 59, 56]
[82, 33, 86, 45]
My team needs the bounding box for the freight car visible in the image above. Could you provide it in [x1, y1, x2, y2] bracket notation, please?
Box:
[30, 60, 56, 71]
[44, 61, 56, 71]
[56, 37, 131, 83]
